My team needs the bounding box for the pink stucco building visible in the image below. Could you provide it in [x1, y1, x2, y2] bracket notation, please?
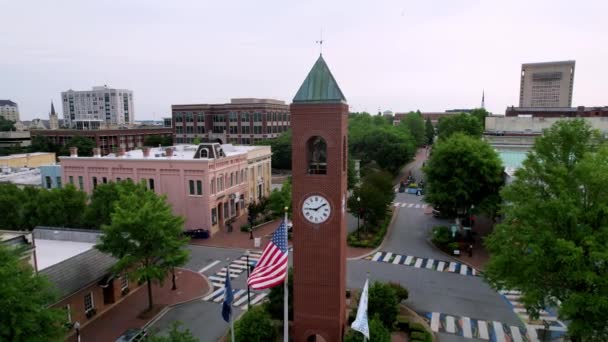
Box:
[60, 143, 270, 235]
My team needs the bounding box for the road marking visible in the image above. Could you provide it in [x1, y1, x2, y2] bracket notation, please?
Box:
[460, 264, 468, 275]
[437, 261, 445, 272]
[198, 260, 220, 273]
[211, 282, 224, 288]
[415, 204, 421, 208]
[478, 320, 489, 340]
[422, 204, 427, 208]
[372, 252, 382, 262]
[382, 252, 393, 262]
[404, 256, 413, 265]
[506, 294, 521, 300]
[430, 312, 440, 332]
[448, 262, 457, 272]
[401, 203, 407, 207]
[408, 203, 415, 208]
[203, 288, 223, 301]
[425, 259, 434, 269]
[446, 315, 456, 333]
[392, 255, 402, 264]
[231, 264, 248, 270]
[232, 289, 246, 301]
[414, 258, 423, 268]
[510, 325, 523, 342]
[233, 292, 250, 306]
[526, 324, 539, 342]
[462, 317, 472, 338]
[208, 276, 225, 282]
[493, 321, 506, 342]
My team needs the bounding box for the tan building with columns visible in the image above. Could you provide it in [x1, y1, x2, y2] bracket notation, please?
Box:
[0, 152, 56, 168]
[246, 145, 272, 203]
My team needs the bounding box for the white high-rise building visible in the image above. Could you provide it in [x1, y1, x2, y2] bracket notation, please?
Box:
[519, 60, 575, 108]
[0, 100, 20, 122]
[61, 85, 134, 130]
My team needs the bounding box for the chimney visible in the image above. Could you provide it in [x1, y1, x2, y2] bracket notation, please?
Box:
[165, 147, 174, 157]
[143, 147, 151, 158]
[93, 148, 101, 157]
[118, 147, 126, 157]
[69, 147, 78, 157]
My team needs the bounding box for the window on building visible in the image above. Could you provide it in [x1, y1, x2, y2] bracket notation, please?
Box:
[229, 126, 238, 134]
[45, 176, 52, 189]
[84, 292, 94, 312]
[69, 176, 74, 185]
[211, 208, 217, 225]
[175, 113, 183, 123]
[230, 173, 234, 187]
[189, 180, 195, 195]
[149, 178, 155, 191]
[116, 177, 122, 182]
[56, 177, 62, 188]
[241, 125, 250, 134]
[196, 180, 202, 195]
[253, 112, 262, 122]
[92, 177, 98, 189]
[229, 112, 238, 122]
[186, 112, 194, 122]
[241, 169, 244, 183]
[242, 112, 250, 122]
[197, 113, 204, 122]
[78, 176, 84, 190]
[210, 178, 215, 194]
[196, 125, 205, 134]
[102, 177, 107, 184]
[121, 273, 129, 291]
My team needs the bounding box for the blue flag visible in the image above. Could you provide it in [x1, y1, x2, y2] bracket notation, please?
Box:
[221, 267, 234, 323]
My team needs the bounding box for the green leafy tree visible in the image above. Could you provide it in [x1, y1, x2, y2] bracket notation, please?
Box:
[96, 183, 189, 310]
[400, 111, 426, 146]
[267, 179, 292, 216]
[344, 315, 391, 342]
[34, 185, 88, 228]
[147, 321, 197, 342]
[368, 281, 400, 327]
[425, 117, 434, 145]
[234, 305, 276, 342]
[0, 116, 16, 131]
[258, 130, 292, 170]
[29, 136, 61, 155]
[437, 113, 483, 140]
[348, 170, 395, 226]
[423, 133, 503, 217]
[0, 244, 67, 341]
[0, 183, 26, 229]
[485, 119, 608, 341]
[469, 108, 490, 129]
[265, 268, 293, 320]
[83, 181, 140, 228]
[192, 137, 201, 145]
[347, 157, 359, 190]
[61, 136, 95, 156]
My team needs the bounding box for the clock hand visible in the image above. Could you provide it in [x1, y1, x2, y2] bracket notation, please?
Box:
[314, 203, 327, 211]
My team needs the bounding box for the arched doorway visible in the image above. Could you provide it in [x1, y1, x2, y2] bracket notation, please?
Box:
[306, 334, 327, 342]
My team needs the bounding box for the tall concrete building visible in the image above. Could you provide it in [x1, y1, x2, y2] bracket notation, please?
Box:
[519, 60, 575, 107]
[61, 85, 134, 130]
[0, 100, 20, 122]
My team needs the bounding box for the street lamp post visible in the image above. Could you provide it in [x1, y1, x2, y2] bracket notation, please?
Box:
[245, 250, 251, 308]
[74, 321, 81, 342]
[356, 196, 361, 239]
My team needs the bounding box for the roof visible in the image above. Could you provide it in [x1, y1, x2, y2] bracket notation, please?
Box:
[293, 55, 346, 104]
[40, 247, 116, 300]
[0, 100, 17, 107]
[522, 60, 575, 68]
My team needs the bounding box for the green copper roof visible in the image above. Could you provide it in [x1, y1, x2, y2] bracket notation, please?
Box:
[293, 54, 347, 103]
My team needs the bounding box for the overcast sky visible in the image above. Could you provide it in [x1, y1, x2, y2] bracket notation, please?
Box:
[2, 0, 607, 121]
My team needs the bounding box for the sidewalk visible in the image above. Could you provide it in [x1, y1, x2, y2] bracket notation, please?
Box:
[190, 219, 281, 250]
[454, 215, 492, 271]
[68, 268, 209, 342]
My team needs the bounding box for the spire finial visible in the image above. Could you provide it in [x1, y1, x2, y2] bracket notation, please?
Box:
[315, 29, 324, 55]
[481, 89, 485, 109]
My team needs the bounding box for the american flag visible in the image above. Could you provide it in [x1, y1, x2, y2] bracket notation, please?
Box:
[247, 220, 289, 289]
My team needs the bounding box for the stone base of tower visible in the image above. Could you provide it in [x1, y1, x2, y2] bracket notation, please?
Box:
[294, 315, 344, 342]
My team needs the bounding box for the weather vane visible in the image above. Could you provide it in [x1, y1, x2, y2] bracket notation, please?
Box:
[315, 29, 324, 55]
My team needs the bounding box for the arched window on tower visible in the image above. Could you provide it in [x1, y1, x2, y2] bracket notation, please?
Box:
[307, 136, 327, 175]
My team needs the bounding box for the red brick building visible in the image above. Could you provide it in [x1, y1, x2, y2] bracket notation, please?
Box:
[30, 127, 173, 155]
[505, 106, 608, 118]
[291, 55, 348, 342]
[171, 98, 290, 145]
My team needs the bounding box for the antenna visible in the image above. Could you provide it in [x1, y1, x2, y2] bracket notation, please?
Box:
[315, 29, 324, 55]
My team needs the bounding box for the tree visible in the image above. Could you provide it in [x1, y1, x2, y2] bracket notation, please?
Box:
[29, 136, 61, 155]
[0, 244, 67, 341]
[147, 321, 197, 342]
[368, 281, 399, 328]
[144, 135, 173, 147]
[437, 113, 483, 140]
[36, 185, 88, 228]
[469, 108, 490, 129]
[400, 111, 426, 146]
[0, 116, 16, 131]
[425, 117, 434, 145]
[0, 183, 26, 230]
[423, 133, 503, 217]
[234, 305, 276, 342]
[265, 268, 293, 321]
[347, 157, 359, 190]
[192, 137, 201, 145]
[83, 181, 140, 228]
[484, 119, 608, 341]
[96, 183, 189, 311]
[348, 170, 395, 226]
[344, 315, 391, 342]
[258, 130, 292, 170]
[61, 136, 95, 156]
[267, 179, 292, 216]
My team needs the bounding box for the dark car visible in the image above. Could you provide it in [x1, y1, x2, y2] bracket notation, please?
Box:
[183, 229, 210, 239]
[115, 328, 147, 342]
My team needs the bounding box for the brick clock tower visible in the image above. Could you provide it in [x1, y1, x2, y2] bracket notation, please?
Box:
[291, 55, 349, 342]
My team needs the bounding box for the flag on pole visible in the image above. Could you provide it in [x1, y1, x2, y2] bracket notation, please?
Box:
[247, 220, 289, 290]
[351, 279, 370, 339]
[221, 267, 234, 323]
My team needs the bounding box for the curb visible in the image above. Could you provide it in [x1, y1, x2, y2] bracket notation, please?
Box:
[424, 238, 483, 274]
[347, 206, 399, 261]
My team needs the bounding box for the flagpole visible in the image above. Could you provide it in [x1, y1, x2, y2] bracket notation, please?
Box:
[283, 206, 289, 342]
[364, 272, 369, 342]
[227, 258, 235, 342]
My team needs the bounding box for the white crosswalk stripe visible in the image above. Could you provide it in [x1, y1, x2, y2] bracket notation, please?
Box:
[414, 258, 423, 268]
[478, 320, 490, 340]
[382, 252, 393, 262]
[462, 317, 472, 338]
[460, 264, 468, 275]
[510, 325, 523, 342]
[437, 261, 445, 272]
[446, 315, 456, 333]
[430, 312, 440, 332]
[415, 204, 421, 208]
[404, 255, 413, 265]
[233, 292, 250, 306]
[493, 321, 506, 342]
[211, 282, 224, 288]
[448, 262, 457, 272]
[425, 259, 434, 269]
[408, 203, 415, 208]
[372, 252, 382, 261]
[203, 288, 224, 301]
[198, 260, 220, 274]
[392, 255, 402, 264]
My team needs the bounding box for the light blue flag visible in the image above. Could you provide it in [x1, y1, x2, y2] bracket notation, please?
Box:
[351, 279, 370, 339]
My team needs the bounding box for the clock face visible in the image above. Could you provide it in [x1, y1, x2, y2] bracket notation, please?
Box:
[302, 195, 331, 224]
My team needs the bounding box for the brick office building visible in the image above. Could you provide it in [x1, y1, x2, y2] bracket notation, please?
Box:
[171, 98, 290, 145]
[30, 127, 173, 156]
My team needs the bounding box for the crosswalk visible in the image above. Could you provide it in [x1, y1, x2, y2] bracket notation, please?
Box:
[499, 290, 567, 341]
[421, 311, 531, 341]
[392, 202, 428, 210]
[202, 286, 269, 310]
[366, 251, 479, 277]
[201, 251, 263, 288]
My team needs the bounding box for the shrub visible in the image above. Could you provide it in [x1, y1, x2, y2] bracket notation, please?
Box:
[234, 306, 276, 342]
[387, 282, 409, 302]
[431, 225, 451, 248]
[240, 224, 250, 232]
[395, 315, 410, 331]
[343, 315, 390, 342]
[448, 242, 460, 253]
[368, 282, 399, 328]
[409, 322, 427, 333]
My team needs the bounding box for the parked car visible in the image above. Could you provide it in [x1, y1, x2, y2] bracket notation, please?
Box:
[115, 328, 147, 342]
[183, 229, 210, 239]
